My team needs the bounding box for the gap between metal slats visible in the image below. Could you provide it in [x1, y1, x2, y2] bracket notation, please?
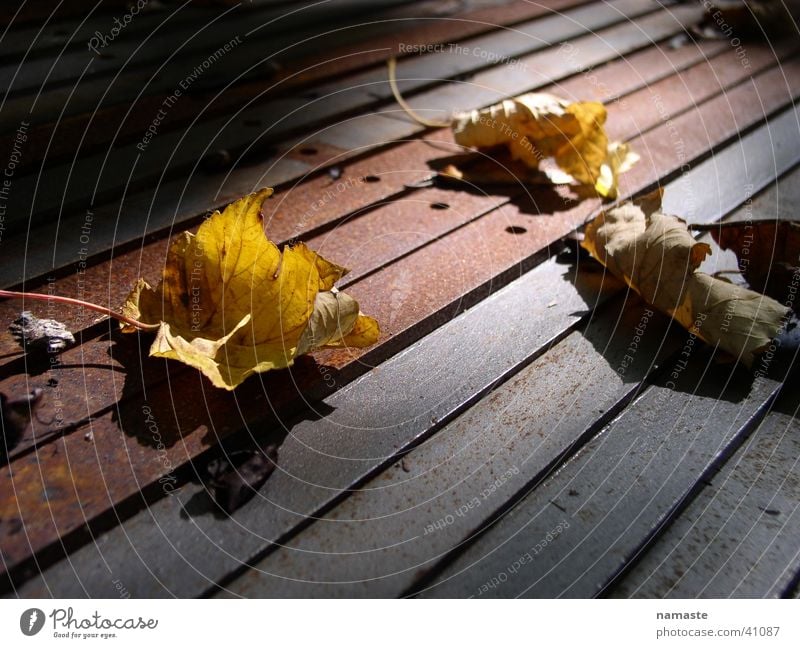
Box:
[0, 0, 686, 283]
[12, 105, 800, 598]
[7, 52, 792, 588]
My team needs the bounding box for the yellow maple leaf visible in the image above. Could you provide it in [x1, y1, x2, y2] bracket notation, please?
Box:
[121, 189, 379, 389]
[451, 93, 637, 198]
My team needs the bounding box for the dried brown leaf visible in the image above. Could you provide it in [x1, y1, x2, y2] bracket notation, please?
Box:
[582, 191, 790, 366]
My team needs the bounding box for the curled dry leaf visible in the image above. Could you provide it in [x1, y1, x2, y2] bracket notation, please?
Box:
[387, 60, 636, 197]
[581, 190, 790, 366]
[452, 93, 638, 198]
[121, 189, 379, 389]
[9, 311, 75, 353]
[695, 0, 800, 40]
[709, 219, 800, 304]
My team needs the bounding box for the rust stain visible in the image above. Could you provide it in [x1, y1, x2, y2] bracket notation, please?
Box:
[0, 0, 579, 175]
[1, 46, 798, 579]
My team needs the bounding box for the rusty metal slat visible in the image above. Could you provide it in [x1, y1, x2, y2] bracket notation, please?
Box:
[339, 0, 658, 107]
[0, 36, 729, 303]
[0, 336, 167, 460]
[618, 61, 800, 201]
[8, 253, 627, 598]
[1, 0, 661, 234]
[1, 50, 792, 516]
[2, 53, 797, 461]
[0, 36, 778, 455]
[604, 46, 800, 142]
[322, 47, 797, 285]
[0, 0, 430, 96]
[288, 36, 765, 271]
[0, 0, 589, 167]
[21, 102, 798, 595]
[608, 170, 800, 599]
[414, 129, 800, 598]
[321, 61, 800, 332]
[419, 358, 783, 597]
[0, 131, 496, 356]
[315, 5, 706, 150]
[218, 150, 800, 598]
[0, 185, 602, 584]
[0, 155, 312, 289]
[0, 33, 730, 290]
[1, 0, 587, 120]
[278, 0, 592, 92]
[0, 183, 509, 458]
[544, 40, 731, 107]
[0, 35, 733, 369]
[665, 133, 800, 226]
[6, 95, 800, 594]
[0, 136, 439, 350]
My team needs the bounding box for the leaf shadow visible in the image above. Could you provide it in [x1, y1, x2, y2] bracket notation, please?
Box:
[110, 335, 341, 448]
[559, 248, 757, 405]
[107, 336, 343, 518]
[426, 151, 599, 217]
[179, 396, 336, 521]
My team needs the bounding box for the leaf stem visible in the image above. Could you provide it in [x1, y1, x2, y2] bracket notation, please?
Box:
[387, 57, 452, 129]
[0, 289, 160, 331]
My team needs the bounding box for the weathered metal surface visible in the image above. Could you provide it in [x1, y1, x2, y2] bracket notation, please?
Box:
[0, 0, 579, 113]
[608, 172, 800, 599]
[611, 384, 800, 599]
[0, 0, 441, 97]
[666, 131, 800, 227]
[706, 165, 800, 226]
[616, 62, 800, 201]
[2, 56, 797, 461]
[604, 44, 798, 142]
[0, 34, 744, 461]
[216, 125, 800, 597]
[0, 33, 731, 289]
[418, 358, 784, 598]
[0, 29, 728, 315]
[0, 183, 509, 458]
[1, 0, 657, 236]
[0, 0, 588, 169]
[0, 4, 220, 61]
[2, 1, 798, 599]
[215, 297, 678, 598]
[12, 106, 800, 597]
[2, 81, 799, 586]
[1, 5, 239, 95]
[8, 254, 623, 598]
[315, 5, 706, 150]
[276, 0, 590, 91]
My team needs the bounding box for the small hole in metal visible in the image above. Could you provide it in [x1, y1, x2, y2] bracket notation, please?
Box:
[505, 225, 527, 235]
[300, 147, 318, 155]
[363, 175, 381, 183]
[430, 202, 449, 210]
